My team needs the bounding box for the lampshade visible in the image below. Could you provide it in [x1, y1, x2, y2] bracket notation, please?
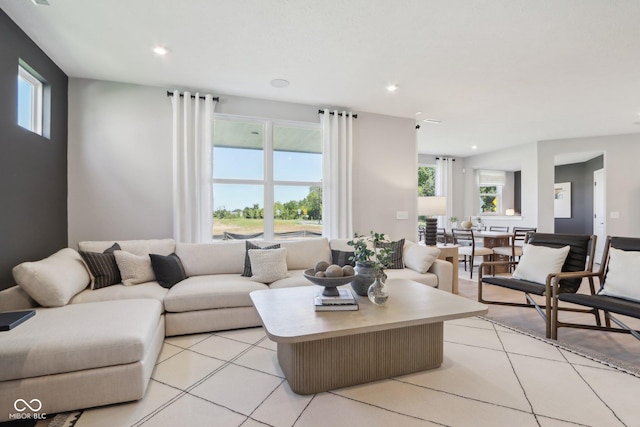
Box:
[418, 196, 447, 217]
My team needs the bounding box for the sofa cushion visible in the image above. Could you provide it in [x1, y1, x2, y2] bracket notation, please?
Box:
[278, 237, 332, 270]
[163, 275, 268, 312]
[78, 239, 175, 256]
[241, 241, 281, 277]
[70, 282, 168, 306]
[13, 248, 90, 307]
[384, 268, 439, 288]
[79, 243, 122, 289]
[176, 241, 246, 276]
[0, 299, 162, 382]
[403, 242, 440, 274]
[115, 250, 155, 286]
[150, 253, 187, 289]
[249, 248, 288, 284]
[598, 247, 640, 302]
[269, 269, 314, 289]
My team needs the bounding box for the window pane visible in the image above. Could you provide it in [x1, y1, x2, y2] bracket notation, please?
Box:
[418, 166, 436, 196]
[213, 119, 264, 180]
[17, 76, 33, 130]
[480, 196, 498, 213]
[273, 125, 322, 182]
[212, 184, 264, 239]
[274, 185, 322, 239]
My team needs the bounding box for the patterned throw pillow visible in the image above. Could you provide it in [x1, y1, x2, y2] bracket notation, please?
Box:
[331, 249, 356, 267]
[80, 243, 122, 289]
[150, 253, 187, 289]
[241, 241, 281, 277]
[248, 248, 288, 284]
[380, 238, 405, 269]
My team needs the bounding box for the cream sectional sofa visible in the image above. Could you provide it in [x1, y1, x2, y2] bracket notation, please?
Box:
[0, 237, 451, 420]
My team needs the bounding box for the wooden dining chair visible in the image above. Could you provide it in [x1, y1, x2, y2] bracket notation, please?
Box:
[452, 228, 493, 279]
[492, 227, 536, 271]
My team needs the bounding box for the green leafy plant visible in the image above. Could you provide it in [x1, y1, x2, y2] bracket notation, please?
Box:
[347, 231, 393, 278]
[450, 216, 458, 223]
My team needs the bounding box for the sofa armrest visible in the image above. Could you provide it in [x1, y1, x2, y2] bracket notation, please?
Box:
[428, 259, 453, 293]
[0, 285, 39, 312]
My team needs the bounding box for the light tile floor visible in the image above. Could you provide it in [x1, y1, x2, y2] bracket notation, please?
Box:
[69, 314, 640, 427]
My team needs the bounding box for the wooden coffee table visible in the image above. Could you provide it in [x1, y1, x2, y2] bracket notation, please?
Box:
[250, 279, 487, 394]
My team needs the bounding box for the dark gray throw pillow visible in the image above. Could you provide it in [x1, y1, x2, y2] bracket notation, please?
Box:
[241, 241, 281, 277]
[80, 243, 122, 289]
[149, 253, 187, 289]
[380, 238, 405, 269]
[331, 249, 356, 267]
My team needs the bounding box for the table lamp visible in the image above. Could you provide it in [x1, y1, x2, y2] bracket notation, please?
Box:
[418, 196, 447, 246]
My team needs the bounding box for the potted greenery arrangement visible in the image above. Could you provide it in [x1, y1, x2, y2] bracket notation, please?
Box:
[449, 216, 459, 229]
[347, 231, 393, 303]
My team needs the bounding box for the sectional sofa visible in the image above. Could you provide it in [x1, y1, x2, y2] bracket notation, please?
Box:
[0, 237, 451, 420]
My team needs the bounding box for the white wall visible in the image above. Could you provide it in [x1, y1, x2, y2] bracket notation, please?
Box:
[68, 79, 174, 248]
[68, 79, 419, 247]
[353, 113, 417, 241]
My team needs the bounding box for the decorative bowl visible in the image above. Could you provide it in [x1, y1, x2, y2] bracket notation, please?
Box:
[303, 268, 355, 296]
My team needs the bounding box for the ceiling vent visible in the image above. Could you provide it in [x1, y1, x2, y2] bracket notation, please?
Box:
[32, 0, 50, 5]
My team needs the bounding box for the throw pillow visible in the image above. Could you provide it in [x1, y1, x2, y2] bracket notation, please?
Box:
[380, 238, 405, 269]
[13, 248, 91, 307]
[241, 241, 281, 277]
[114, 250, 155, 286]
[80, 243, 122, 289]
[248, 247, 288, 284]
[150, 253, 187, 289]
[331, 249, 356, 267]
[403, 241, 440, 274]
[598, 247, 640, 302]
[512, 244, 570, 285]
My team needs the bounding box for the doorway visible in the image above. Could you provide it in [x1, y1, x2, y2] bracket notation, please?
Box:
[593, 168, 605, 261]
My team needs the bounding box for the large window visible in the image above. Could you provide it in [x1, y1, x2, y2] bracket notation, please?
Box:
[418, 165, 436, 196]
[17, 62, 44, 136]
[212, 116, 322, 240]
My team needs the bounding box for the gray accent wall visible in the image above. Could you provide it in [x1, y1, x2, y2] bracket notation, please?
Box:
[554, 155, 604, 234]
[0, 10, 68, 290]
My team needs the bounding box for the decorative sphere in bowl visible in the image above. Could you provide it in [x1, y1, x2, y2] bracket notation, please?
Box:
[303, 268, 354, 296]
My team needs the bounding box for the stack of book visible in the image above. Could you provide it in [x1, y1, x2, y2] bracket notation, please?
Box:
[314, 288, 359, 311]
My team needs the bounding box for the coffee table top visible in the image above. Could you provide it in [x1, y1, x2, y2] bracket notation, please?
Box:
[250, 279, 488, 343]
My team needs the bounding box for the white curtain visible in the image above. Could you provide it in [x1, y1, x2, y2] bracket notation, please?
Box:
[321, 110, 354, 239]
[435, 157, 454, 227]
[171, 91, 216, 243]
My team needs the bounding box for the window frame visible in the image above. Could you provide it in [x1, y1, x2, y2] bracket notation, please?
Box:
[18, 64, 44, 135]
[212, 113, 322, 240]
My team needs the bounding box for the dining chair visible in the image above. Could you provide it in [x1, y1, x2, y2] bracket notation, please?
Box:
[492, 227, 537, 271]
[452, 228, 493, 279]
[489, 226, 509, 232]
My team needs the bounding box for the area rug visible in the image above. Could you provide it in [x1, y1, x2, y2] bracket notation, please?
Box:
[45, 411, 82, 427]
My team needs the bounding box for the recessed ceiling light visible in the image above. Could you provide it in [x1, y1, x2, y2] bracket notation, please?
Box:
[153, 46, 170, 56]
[471, 145, 478, 150]
[270, 79, 290, 88]
[422, 119, 441, 124]
[386, 84, 398, 92]
[31, 0, 49, 5]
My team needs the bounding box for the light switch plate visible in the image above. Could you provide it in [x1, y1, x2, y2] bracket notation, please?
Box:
[396, 211, 409, 220]
[610, 211, 620, 219]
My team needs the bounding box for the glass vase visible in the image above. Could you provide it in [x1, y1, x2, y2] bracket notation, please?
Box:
[367, 273, 389, 305]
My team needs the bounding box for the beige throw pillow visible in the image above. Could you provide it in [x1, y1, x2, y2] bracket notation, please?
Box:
[12, 248, 90, 307]
[114, 250, 155, 286]
[248, 247, 288, 284]
[403, 241, 440, 273]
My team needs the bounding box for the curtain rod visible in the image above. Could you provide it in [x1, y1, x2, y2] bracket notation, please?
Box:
[435, 157, 456, 161]
[318, 110, 358, 119]
[167, 91, 219, 102]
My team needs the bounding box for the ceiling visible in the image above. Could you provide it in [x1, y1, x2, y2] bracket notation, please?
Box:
[2, 0, 640, 159]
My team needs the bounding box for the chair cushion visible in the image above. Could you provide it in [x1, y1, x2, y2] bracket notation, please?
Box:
[559, 293, 640, 319]
[13, 248, 90, 307]
[459, 247, 493, 257]
[0, 299, 162, 382]
[482, 276, 545, 296]
[512, 244, 570, 285]
[598, 247, 640, 303]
